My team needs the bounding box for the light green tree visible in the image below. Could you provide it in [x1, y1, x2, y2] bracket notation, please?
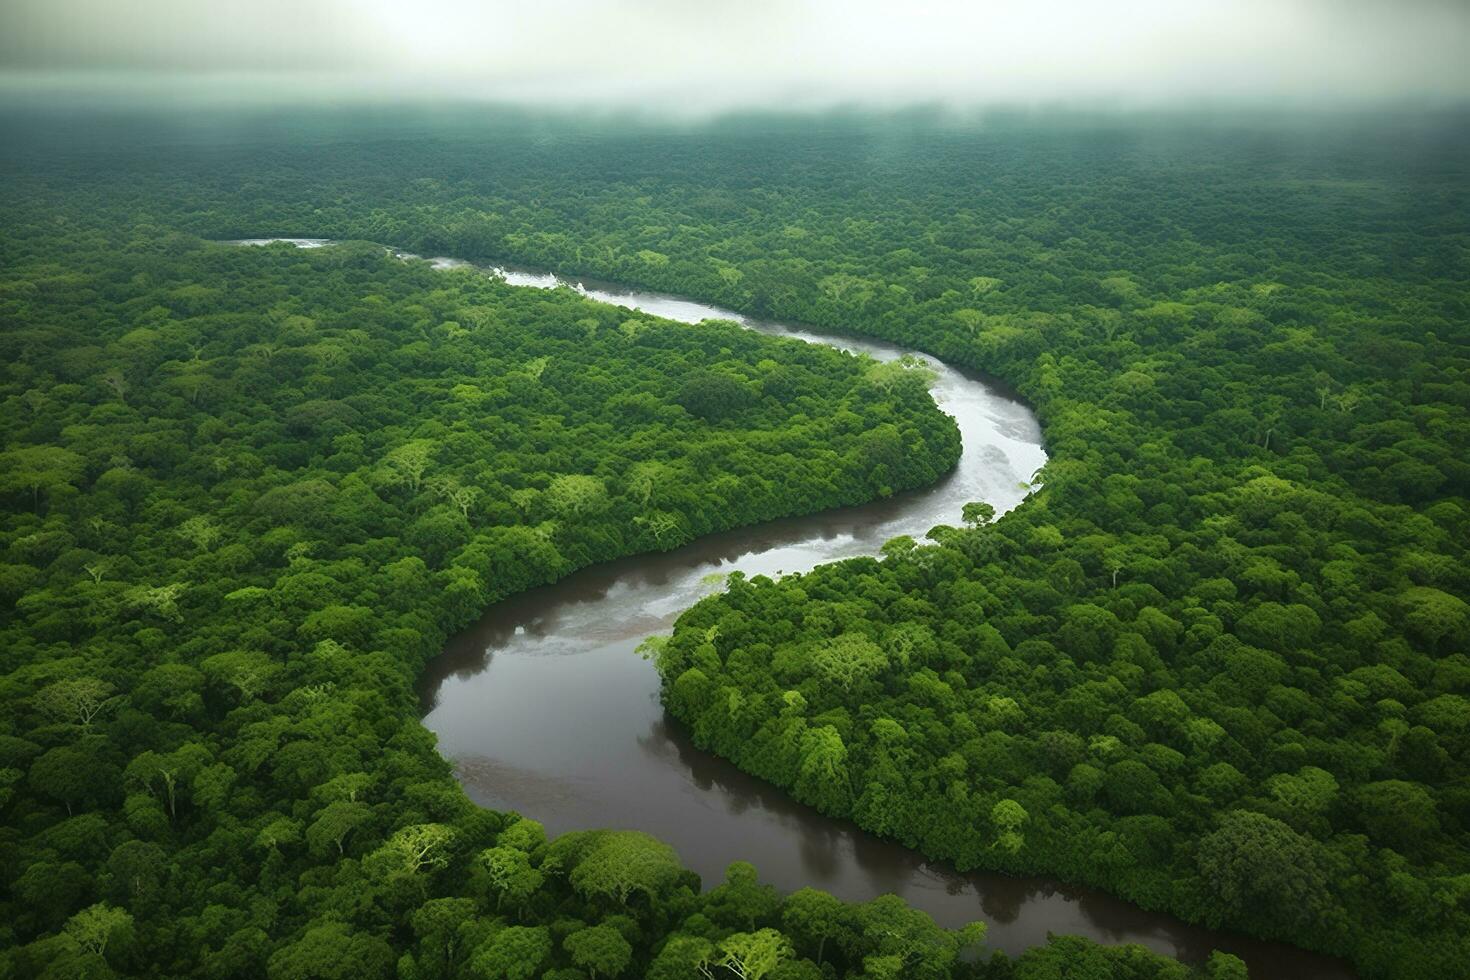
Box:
[991, 799, 1028, 853]
[128, 582, 188, 623]
[369, 823, 456, 883]
[381, 440, 436, 494]
[65, 902, 133, 958]
[34, 677, 118, 729]
[569, 832, 684, 906]
[478, 846, 544, 912]
[546, 474, 609, 517]
[968, 275, 1003, 297]
[811, 634, 887, 692]
[176, 515, 221, 553]
[700, 928, 791, 980]
[430, 477, 480, 519]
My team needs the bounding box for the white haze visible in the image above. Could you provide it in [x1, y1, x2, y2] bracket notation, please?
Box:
[2, 0, 1468, 111]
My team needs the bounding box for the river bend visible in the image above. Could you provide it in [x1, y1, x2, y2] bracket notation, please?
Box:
[237, 239, 1353, 979]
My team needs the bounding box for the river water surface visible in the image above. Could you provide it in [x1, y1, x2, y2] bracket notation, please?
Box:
[241, 239, 1354, 978]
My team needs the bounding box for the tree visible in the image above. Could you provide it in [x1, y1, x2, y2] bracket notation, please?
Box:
[382, 440, 436, 495]
[678, 371, 754, 421]
[961, 501, 995, 528]
[968, 275, 1003, 297]
[700, 929, 791, 980]
[497, 817, 547, 852]
[314, 771, 372, 804]
[103, 840, 167, 908]
[818, 273, 873, 307]
[564, 924, 633, 978]
[255, 816, 303, 853]
[267, 921, 396, 980]
[1234, 602, 1321, 653]
[471, 926, 551, 980]
[1355, 780, 1440, 852]
[306, 799, 370, 856]
[626, 461, 672, 507]
[0, 446, 86, 510]
[1266, 767, 1338, 824]
[430, 478, 480, 519]
[648, 936, 716, 980]
[953, 308, 986, 334]
[410, 898, 476, 980]
[1057, 603, 1120, 662]
[569, 832, 685, 907]
[880, 535, 918, 561]
[1399, 586, 1470, 649]
[127, 582, 188, 623]
[64, 902, 133, 957]
[634, 510, 689, 548]
[852, 895, 961, 978]
[991, 799, 1028, 854]
[705, 862, 779, 932]
[796, 726, 850, 811]
[1195, 811, 1331, 928]
[1313, 371, 1335, 411]
[781, 888, 846, 964]
[522, 355, 550, 381]
[200, 650, 278, 701]
[1207, 951, 1250, 980]
[176, 515, 221, 552]
[810, 633, 887, 692]
[125, 745, 211, 821]
[369, 823, 457, 884]
[34, 677, 118, 729]
[477, 846, 544, 912]
[30, 744, 115, 815]
[866, 355, 937, 399]
[545, 474, 609, 517]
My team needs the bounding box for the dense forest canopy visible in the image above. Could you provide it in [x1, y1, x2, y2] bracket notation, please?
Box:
[1, 106, 1467, 979]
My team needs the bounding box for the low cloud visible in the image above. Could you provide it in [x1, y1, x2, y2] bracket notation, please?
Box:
[2, 0, 1467, 111]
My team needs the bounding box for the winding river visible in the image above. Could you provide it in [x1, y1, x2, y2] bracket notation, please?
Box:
[242, 239, 1354, 978]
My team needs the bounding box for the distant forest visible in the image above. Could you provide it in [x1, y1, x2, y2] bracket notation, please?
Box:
[2, 109, 1467, 979]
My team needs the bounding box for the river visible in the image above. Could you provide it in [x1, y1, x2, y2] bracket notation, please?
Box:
[239, 239, 1355, 978]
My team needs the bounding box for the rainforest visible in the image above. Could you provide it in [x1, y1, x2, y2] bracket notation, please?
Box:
[2, 8, 1469, 980]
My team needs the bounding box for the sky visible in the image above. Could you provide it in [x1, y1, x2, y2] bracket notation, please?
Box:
[2, 0, 1468, 112]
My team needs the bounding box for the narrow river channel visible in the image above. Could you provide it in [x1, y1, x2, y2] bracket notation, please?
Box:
[240, 239, 1355, 979]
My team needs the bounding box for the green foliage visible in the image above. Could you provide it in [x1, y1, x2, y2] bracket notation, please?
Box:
[5, 108, 1464, 979]
[0, 177, 963, 975]
[564, 831, 687, 907]
[634, 115, 1470, 979]
[563, 923, 633, 978]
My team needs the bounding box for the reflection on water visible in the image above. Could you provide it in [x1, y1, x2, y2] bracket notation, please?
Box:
[235, 240, 1351, 978]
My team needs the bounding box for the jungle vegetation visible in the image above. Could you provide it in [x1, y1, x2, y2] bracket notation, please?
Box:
[3, 107, 1467, 978]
